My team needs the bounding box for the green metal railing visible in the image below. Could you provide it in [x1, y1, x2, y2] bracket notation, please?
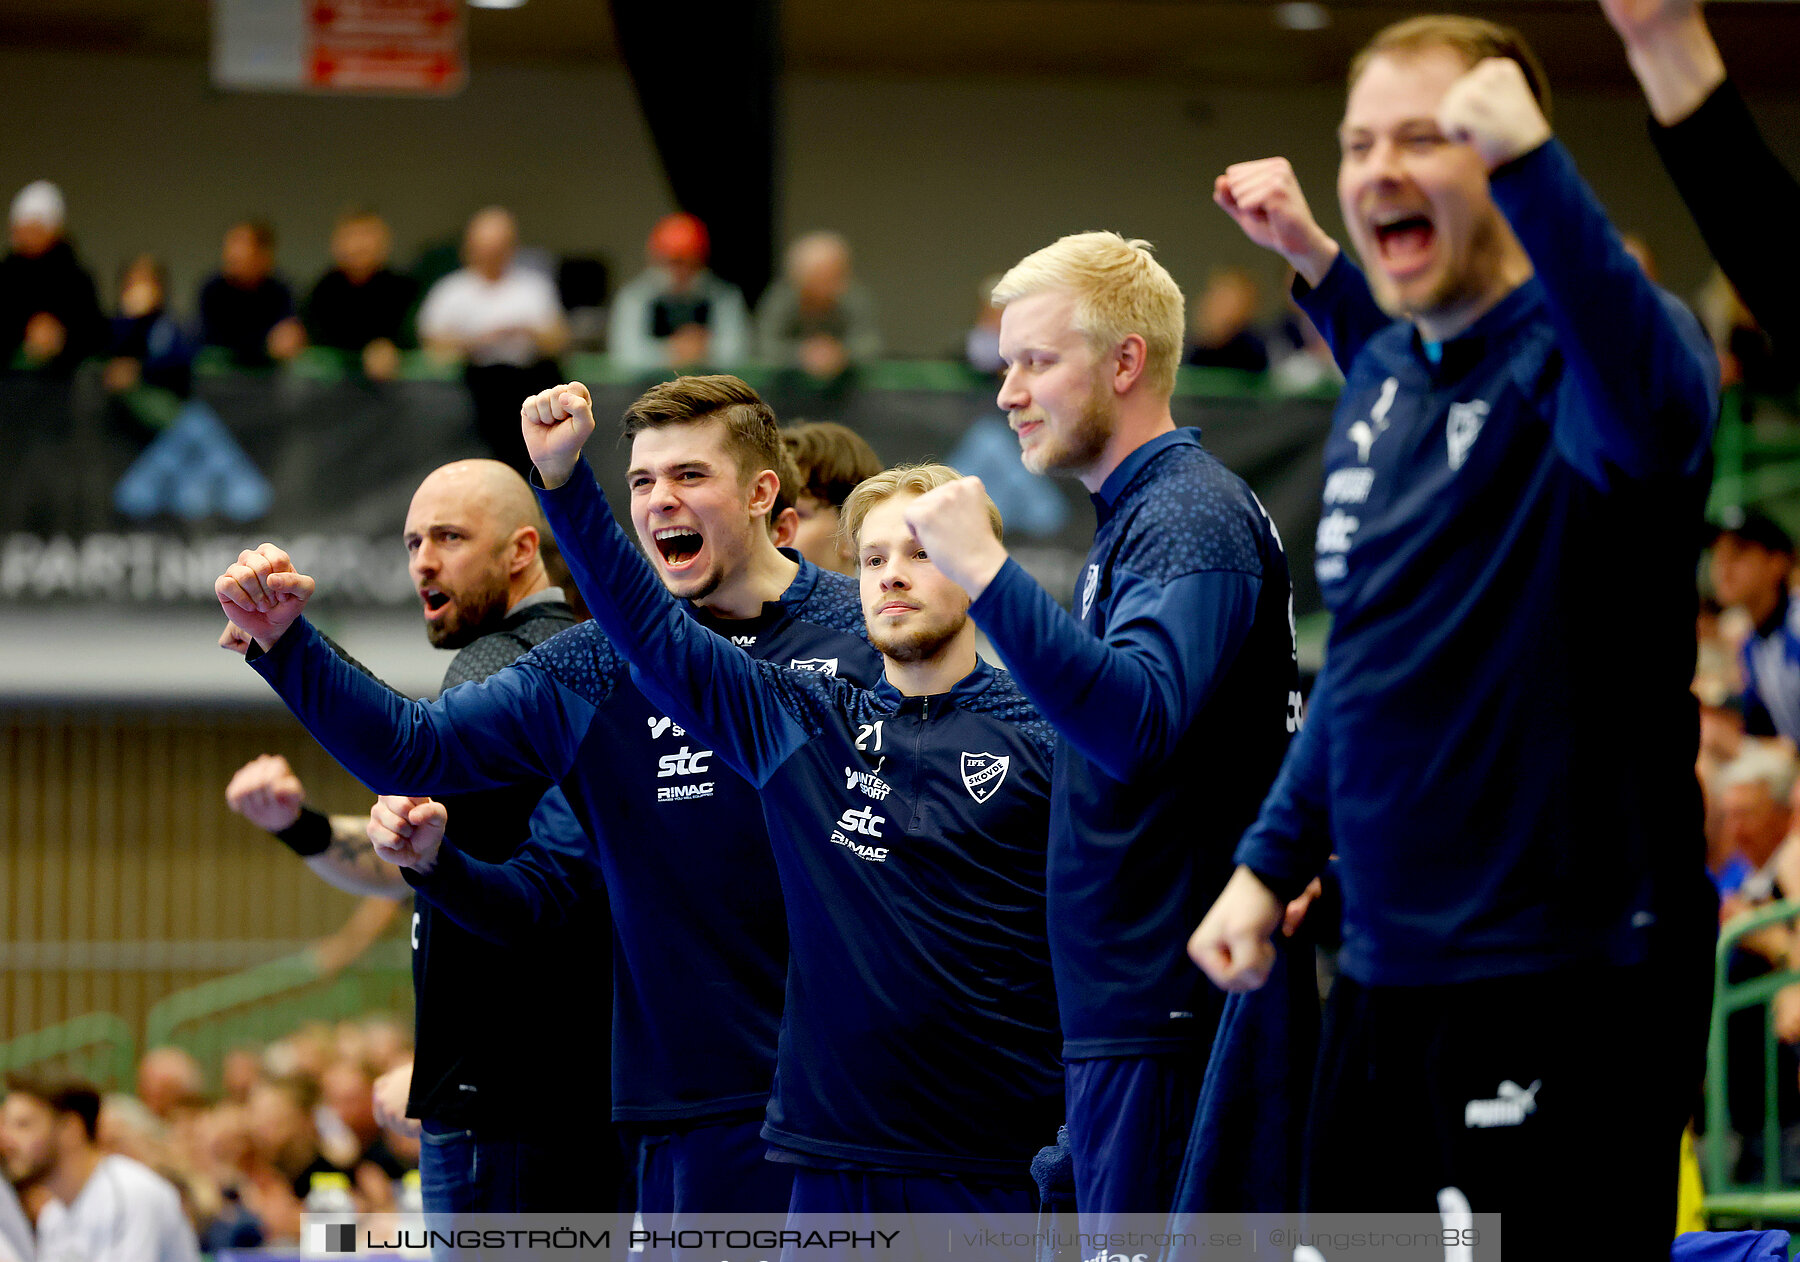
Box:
[143, 942, 410, 1085]
[1704, 900, 1800, 1222]
[0, 1012, 137, 1091]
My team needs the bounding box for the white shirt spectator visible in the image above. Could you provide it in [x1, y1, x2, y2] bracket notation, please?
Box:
[33, 1154, 198, 1262]
[417, 265, 563, 368]
[0, 1178, 30, 1262]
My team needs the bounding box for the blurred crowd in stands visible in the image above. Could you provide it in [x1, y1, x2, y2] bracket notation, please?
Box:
[0, 180, 1343, 411]
[1698, 508, 1800, 1182]
[1, 1019, 418, 1257]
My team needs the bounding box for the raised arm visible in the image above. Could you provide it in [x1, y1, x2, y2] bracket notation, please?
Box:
[224, 754, 408, 899]
[368, 788, 600, 945]
[521, 383, 812, 786]
[1444, 56, 1718, 486]
[1600, 0, 1800, 357]
[1214, 157, 1390, 369]
[217, 540, 593, 800]
[902, 475, 1263, 781]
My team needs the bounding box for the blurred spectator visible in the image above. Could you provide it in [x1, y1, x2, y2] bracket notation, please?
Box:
[136, 1048, 204, 1125]
[220, 1048, 262, 1107]
[0, 1071, 200, 1261]
[178, 1102, 267, 1251]
[0, 179, 105, 375]
[1697, 268, 1799, 399]
[417, 206, 567, 472]
[1183, 265, 1268, 372]
[781, 421, 883, 575]
[609, 212, 749, 373]
[303, 210, 419, 380]
[964, 272, 1006, 375]
[1718, 744, 1797, 915]
[104, 255, 194, 399]
[198, 220, 304, 368]
[756, 230, 881, 379]
[318, 1060, 404, 1211]
[1714, 744, 1800, 1180]
[244, 1075, 350, 1240]
[1711, 508, 1800, 743]
[0, 1179, 28, 1262]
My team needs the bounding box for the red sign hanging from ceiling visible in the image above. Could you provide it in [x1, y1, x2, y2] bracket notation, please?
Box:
[306, 0, 465, 94]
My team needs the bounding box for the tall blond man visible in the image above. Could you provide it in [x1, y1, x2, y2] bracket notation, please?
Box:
[905, 232, 1302, 1222]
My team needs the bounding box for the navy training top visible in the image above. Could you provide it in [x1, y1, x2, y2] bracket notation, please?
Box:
[1236, 139, 1719, 984]
[250, 555, 877, 1125]
[971, 428, 1298, 1057]
[537, 460, 1064, 1180]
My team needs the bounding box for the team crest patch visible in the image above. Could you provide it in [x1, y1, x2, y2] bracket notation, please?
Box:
[1080, 564, 1099, 620]
[960, 751, 1010, 803]
[1446, 399, 1489, 472]
[790, 657, 839, 676]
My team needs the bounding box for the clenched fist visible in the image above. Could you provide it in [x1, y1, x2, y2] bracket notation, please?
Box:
[521, 381, 597, 490]
[215, 544, 315, 651]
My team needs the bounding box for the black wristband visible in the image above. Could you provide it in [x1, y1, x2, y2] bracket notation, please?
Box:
[274, 807, 332, 858]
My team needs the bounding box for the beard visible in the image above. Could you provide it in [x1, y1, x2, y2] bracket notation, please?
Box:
[5, 1148, 53, 1193]
[1020, 375, 1115, 477]
[868, 607, 967, 664]
[424, 572, 512, 649]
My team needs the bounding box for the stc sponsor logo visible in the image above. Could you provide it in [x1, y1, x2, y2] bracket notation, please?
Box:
[655, 744, 715, 802]
[830, 805, 889, 862]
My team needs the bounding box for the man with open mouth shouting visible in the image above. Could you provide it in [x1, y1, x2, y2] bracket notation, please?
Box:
[217, 378, 879, 1227]
[1194, 13, 1719, 1249]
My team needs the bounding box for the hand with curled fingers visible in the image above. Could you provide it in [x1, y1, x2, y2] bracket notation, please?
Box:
[520, 380, 597, 490]
[1438, 57, 1553, 173]
[372, 1060, 421, 1139]
[1188, 865, 1284, 992]
[1213, 157, 1341, 286]
[367, 795, 447, 875]
[900, 476, 1009, 599]
[214, 544, 315, 651]
[218, 621, 254, 655]
[225, 754, 306, 832]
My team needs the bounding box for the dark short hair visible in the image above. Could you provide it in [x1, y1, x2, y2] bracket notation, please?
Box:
[1350, 15, 1552, 125]
[782, 422, 884, 509]
[5, 1071, 102, 1142]
[770, 441, 803, 530]
[621, 375, 784, 490]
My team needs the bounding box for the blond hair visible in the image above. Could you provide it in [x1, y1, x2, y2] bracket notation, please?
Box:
[839, 464, 1003, 554]
[991, 231, 1185, 397]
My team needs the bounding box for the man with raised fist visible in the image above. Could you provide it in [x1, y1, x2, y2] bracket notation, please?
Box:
[217, 459, 621, 1215]
[1191, 15, 1718, 1244]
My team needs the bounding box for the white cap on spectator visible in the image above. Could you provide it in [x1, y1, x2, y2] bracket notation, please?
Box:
[10, 180, 65, 229]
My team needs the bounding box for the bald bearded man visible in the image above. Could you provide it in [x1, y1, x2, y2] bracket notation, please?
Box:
[224, 458, 624, 1214]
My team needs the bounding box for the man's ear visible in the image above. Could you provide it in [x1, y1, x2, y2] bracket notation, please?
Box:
[1112, 333, 1149, 395]
[508, 525, 540, 576]
[748, 468, 781, 519]
[770, 506, 799, 548]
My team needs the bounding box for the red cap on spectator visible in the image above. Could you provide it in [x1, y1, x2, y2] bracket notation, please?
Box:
[649, 213, 709, 265]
